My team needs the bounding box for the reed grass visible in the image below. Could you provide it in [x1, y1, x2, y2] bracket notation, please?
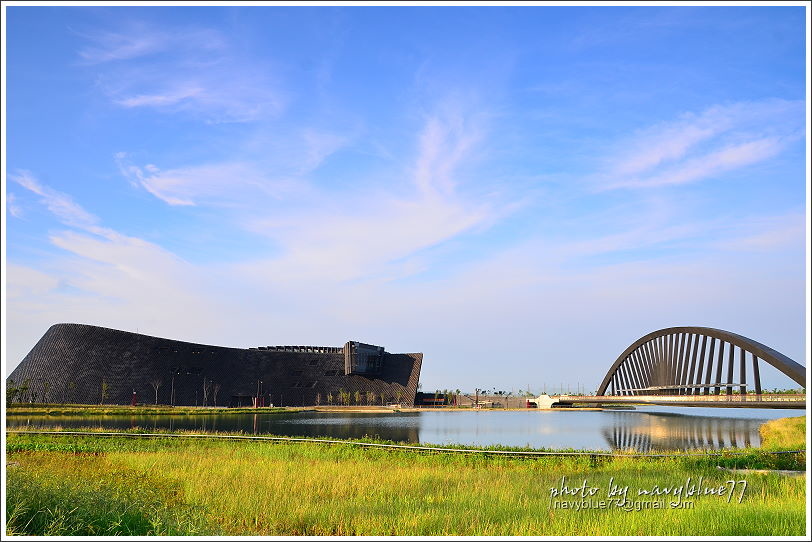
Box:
[760, 415, 806, 449]
[6, 427, 807, 536]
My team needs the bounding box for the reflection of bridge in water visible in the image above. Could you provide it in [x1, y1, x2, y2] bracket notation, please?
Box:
[543, 326, 806, 409]
[601, 410, 764, 452]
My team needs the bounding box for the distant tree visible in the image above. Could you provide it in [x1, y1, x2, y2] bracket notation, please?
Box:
[19, 379, 31, 403]
[327, 392, 334, 405]
[395, 390, 404, 405]
[213, 383, 221, 407]
[354, 390, 361, 405]
[202, 378, 212, 406]
[150, 378, 163, 405]
[42, 381, 51, 403]
[315, 393, 321, 406]
[380, 393, 386, 406]
[366, 391, 375, 405]
[62, 381, 76, 404]
[100, 380, 109, 405]
[6, 380, 18, 406]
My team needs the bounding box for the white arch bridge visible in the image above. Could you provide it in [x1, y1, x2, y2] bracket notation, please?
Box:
[537, 327, 806, 409]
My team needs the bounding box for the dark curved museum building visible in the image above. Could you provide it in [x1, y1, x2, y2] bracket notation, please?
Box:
[8, 323, 423, 407]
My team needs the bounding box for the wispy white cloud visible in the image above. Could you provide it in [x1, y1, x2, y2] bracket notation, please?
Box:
[114, 122, 354, 207]
[80, 21, 282, 122]
[299, 129, 350, 174]
[6, 263, 60, 300]
[117, 156, 246, 206]
[76, 23, 224, 64]
[6, 174, 238, 361]
[7, 192, 23, 218]
[594, 99, 804, 190]
[115, 86, 204, 107]
[614, 137, 784, 189]
[414, 111, 484, 199]
[7, 165, 804, 391]
[237, 108, 500, 282]
[112, 104, 503, 285]
[77, 29, 167, 64]
[714, 212, 805, 252]
[9, 170, 116, 238]
[99, 63, 284, 123]
[611, 121, 722, 178]
[115, 149, 316, 207]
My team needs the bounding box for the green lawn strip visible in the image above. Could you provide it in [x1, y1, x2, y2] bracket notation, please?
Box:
[6, 404, 297, 416]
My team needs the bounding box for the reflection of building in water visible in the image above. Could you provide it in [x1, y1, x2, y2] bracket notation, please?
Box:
[269, 419, 421, 443]
[7, 411, 424, 442]
[602, 411, 762, 452]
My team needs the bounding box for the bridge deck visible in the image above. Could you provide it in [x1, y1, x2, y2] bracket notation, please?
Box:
[546, 394, 806, 409]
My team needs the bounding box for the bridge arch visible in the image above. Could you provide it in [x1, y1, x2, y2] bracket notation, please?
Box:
[596, 327, 805, 396]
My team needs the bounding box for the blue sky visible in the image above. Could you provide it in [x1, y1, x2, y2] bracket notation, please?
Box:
[3, 5, 808, 392]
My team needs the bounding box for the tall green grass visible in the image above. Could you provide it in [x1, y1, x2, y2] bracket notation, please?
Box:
[6, 431, 806, 536]
[6, 450, 210, 535]
[760, 416, 806, 450]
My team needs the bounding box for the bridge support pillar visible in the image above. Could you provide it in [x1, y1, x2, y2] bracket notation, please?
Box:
[535, 394, 558, 409]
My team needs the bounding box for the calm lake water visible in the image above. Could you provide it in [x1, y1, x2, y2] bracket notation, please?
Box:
[6, 406, 801, 451]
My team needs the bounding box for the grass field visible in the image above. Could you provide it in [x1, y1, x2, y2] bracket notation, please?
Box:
[5, 416, 807, 536]
[759, 416, 807, 450]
